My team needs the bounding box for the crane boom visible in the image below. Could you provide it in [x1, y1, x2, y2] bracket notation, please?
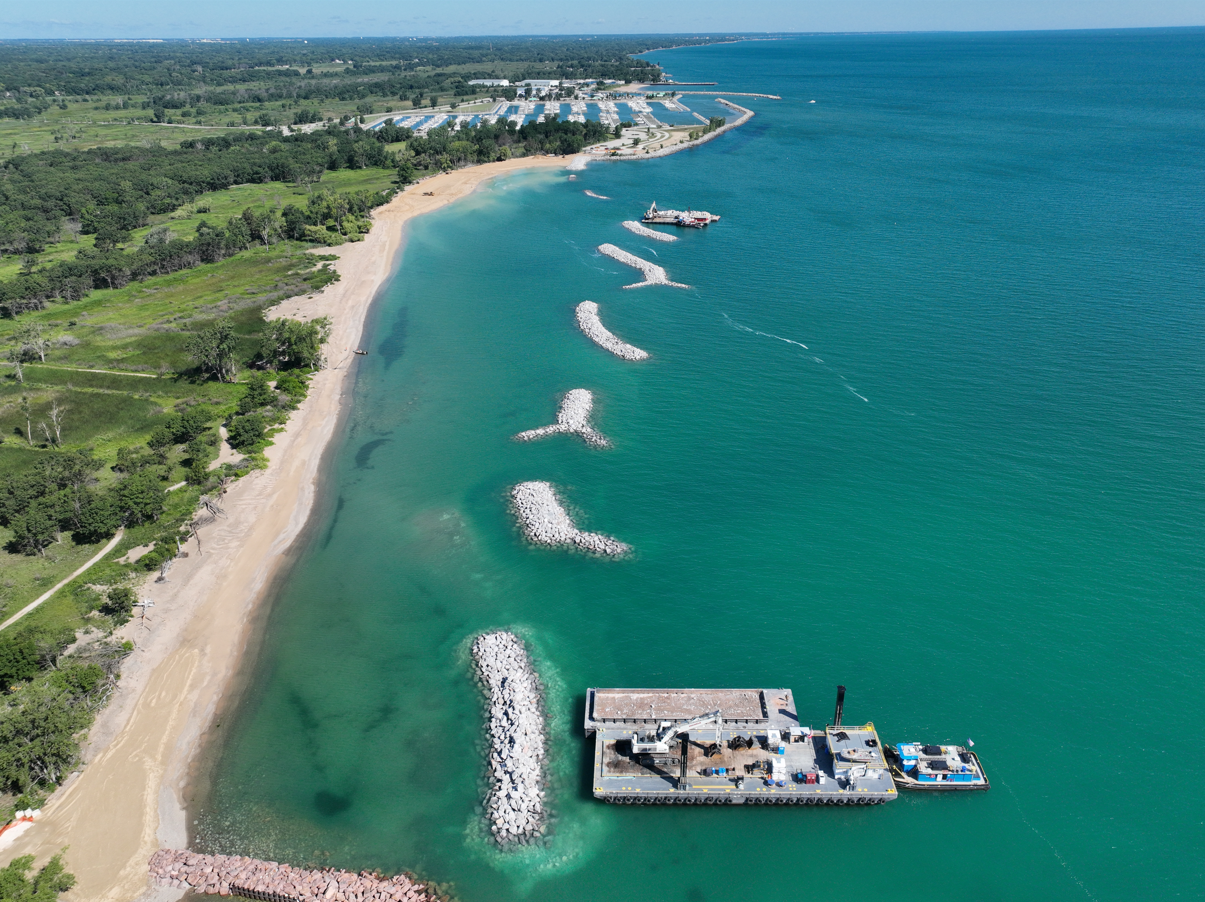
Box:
[629, 710, 723, 755]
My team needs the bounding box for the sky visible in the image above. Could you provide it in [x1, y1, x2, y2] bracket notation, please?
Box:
[1, 0, 1202, 39]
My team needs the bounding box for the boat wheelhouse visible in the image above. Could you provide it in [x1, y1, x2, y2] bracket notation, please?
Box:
[886, 742, 990, 791]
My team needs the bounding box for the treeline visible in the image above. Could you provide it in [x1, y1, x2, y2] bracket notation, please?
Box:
[0, 126, 394, 256]
[400, 116, 618, 172]
[0, 189, 384, 317]
[0, 36, 731, 97]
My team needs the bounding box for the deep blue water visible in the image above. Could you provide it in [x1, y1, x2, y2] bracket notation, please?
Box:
[197, 30, 1205, 902]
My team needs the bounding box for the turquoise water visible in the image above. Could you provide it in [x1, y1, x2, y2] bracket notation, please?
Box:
[196, 31, 1205, 901]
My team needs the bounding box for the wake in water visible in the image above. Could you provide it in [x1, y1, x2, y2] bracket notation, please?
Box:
[584, 190, 609, 199]
[723, 313, 870, 403]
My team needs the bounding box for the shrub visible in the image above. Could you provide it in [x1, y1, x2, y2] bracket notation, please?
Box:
[101, 587, 134, 620]
[0, 854, 75, 901]
[237, 372, 275, 414]
[226, 413, 266, 451]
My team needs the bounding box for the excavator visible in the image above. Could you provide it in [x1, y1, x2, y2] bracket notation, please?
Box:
[627, 710, 723, 767]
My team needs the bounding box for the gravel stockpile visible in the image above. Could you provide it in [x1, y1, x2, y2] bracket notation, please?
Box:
[597, 243, 688, 289]
[510, 481, 631, 555]
[514, 389, 610, 448]
[575, 302, 649, 361]
[472, 631, 548, 846]
[622, 220, 678, 242]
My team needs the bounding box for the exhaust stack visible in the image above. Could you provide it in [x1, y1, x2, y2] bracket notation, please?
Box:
[833, 685, 846, 727]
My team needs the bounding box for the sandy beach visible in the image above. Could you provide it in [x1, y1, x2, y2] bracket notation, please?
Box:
[1, 155, 567, 902]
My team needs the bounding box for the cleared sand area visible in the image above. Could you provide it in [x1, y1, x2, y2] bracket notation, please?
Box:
[3, 156, 566, 902]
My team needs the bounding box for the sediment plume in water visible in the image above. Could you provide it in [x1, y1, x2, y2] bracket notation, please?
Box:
[510, 481, 631, 555]
[148, 849, 438, 900]
[622, 220, 678, 243]
[575, 301, 650, 361]
[598, 243, 688, 288]
[471, 630, 548, 847]
[514, 389, 610, 448]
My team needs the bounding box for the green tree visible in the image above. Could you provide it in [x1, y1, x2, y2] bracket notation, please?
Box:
[115, 473, 165, 526]
[0, 638, 39, 692]
[226, 413, 266, 451]
[397, 159, 416, 185]
[100, 587, 134, 621]
[7, 503, 57, 556]
[185, 318, 238, 383]
[74, 494, 119, 543]
[0, 679, 92, 791]
[257, 317, 331, 371]
[236, 372, 275, 414]
[0, 853, 76, 901]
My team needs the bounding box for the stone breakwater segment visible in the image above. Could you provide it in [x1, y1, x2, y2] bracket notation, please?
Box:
[514, 389, 610, 448]
[575, 302, 649, 361]
[148, 849, 437, 901]
[622, 220, 678, 243]
[511, 481, 631, 555]
[472, 631, 549, 846]
[597, 243, 688, 289]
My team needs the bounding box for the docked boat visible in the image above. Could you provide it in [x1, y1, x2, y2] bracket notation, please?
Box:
[642, 202, 720, 228]
[885, 742, 989, 791]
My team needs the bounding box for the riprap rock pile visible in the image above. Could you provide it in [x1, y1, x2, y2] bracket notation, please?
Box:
[510, 481, 630, 555]
[622, 220, 678, 243]
[575, 302, 649, 361]
[514, 389, 610, 448]
[472, 631, 548, 846]
[148, 849, 437, 901]
[598, 243, 688, 289]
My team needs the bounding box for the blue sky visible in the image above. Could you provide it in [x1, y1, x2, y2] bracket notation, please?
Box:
[1, 0, 1202, 39]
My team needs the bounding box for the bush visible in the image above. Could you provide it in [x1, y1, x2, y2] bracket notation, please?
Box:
[0, 854, 75, 901]
[237, 372, 275, 414]
[0, 638, 39, 692]
[101, 587, 134, 620]
[226, 413, 266, 451]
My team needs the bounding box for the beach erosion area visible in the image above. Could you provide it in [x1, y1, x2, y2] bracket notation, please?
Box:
[0, 155, 568, 902]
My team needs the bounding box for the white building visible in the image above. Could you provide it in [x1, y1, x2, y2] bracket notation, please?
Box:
[469, 79, 510, 86]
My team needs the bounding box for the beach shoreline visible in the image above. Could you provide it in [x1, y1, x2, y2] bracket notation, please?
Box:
[1, 155, 567, 902]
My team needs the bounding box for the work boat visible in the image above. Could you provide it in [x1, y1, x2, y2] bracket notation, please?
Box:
[885, 742, 990, 791]
[642, 202, 720, 228]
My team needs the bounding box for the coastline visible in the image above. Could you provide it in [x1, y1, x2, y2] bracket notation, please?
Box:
[1, 155, 567, 902]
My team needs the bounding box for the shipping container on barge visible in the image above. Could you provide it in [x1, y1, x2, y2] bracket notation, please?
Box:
[642, 202, 721, 228]
[584, 685, 898, 805]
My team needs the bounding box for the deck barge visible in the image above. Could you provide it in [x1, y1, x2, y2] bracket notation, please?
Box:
[584, 687, 898, 805]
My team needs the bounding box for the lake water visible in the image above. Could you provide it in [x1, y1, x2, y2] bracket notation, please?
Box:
[195, 30, 1205, 902]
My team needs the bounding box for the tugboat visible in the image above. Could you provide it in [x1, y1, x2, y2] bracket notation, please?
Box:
[642, 202, 720, 228]
[885, 741, 990, 791]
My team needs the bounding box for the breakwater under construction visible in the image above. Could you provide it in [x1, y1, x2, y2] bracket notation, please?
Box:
[575, 301, 649, 360]
[513, 389, 609, 448]
[597, 243, 688, 288]
[510, 481, 630, 555]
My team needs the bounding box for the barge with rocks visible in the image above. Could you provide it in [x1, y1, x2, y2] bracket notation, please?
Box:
[642, 202, 720, 228]
[584, 685, 897, 805]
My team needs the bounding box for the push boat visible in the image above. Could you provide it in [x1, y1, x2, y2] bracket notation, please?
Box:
[885, 742, 990, 791]
[642, 202, 720, 228]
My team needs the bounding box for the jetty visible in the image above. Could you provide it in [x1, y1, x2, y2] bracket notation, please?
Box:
[584, 686, 899, 805]
[472, 631, 548, 845]
[623, 220, 678, 243]
[514, 389, 610, 448]
[511, 481, 630, 555]
[147, 850, 438, 900]
[576, 301, 649, 361]
[598, 243, 688, 288]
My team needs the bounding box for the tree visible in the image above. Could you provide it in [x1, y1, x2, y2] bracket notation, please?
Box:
[0, 853, 76, 901]
[115, 472, 165, 526]
[226, 413, 265, 451]
[7, 503, 57, 556]
[237, 372, 275, 414]
[0, 678, 91, 791]
[397, 159, 416, 185]
[12, 323, 49, 363]
[74, 493, 119, 544]
[101, 587, 134, 620]
[185, 318, 238, 383]
[257, 317, 331, 371]
[0, 638, 39, 692]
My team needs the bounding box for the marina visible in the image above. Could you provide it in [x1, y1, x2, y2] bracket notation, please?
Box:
[584, 687, 899, 805]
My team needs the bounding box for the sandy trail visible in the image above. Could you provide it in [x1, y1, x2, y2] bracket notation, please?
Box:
[3, 156, 565, 902]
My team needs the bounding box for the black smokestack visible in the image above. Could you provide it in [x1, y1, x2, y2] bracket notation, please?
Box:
[834, 685, 846, 727]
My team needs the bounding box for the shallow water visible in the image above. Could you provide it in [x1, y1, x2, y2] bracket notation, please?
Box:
[196, 31, 1205, 901]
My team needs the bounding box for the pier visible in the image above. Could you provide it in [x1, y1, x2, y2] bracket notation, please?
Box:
[584, 688, 899, 805]
[148, 850, 438, 901]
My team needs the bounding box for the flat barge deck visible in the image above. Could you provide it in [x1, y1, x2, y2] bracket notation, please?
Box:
[585, 687, 898, 805]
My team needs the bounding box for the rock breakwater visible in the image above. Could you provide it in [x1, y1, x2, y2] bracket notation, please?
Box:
[471, 631, 548, 846]
[575, 301, 649, 361]
[510, 481, 631, 555]
[514, 389, 610, 448]
[598, 243, 688, 289]
[622, 221, 678, 243]
[147, 849, 438, 901]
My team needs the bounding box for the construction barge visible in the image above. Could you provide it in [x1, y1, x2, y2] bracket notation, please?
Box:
[642, 202, 721, 228]
[584, 686, 898, 805]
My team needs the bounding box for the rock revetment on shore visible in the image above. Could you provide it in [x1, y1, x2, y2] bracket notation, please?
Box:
[622, 220, 678, 242]
[514, 389, 610, 448]
[575, 301, 649, 361]
[471, 631, 548, 846]
[597, 243, 688, 289]
[510, 481, 631, 555]
[147, 849, 438, 901]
